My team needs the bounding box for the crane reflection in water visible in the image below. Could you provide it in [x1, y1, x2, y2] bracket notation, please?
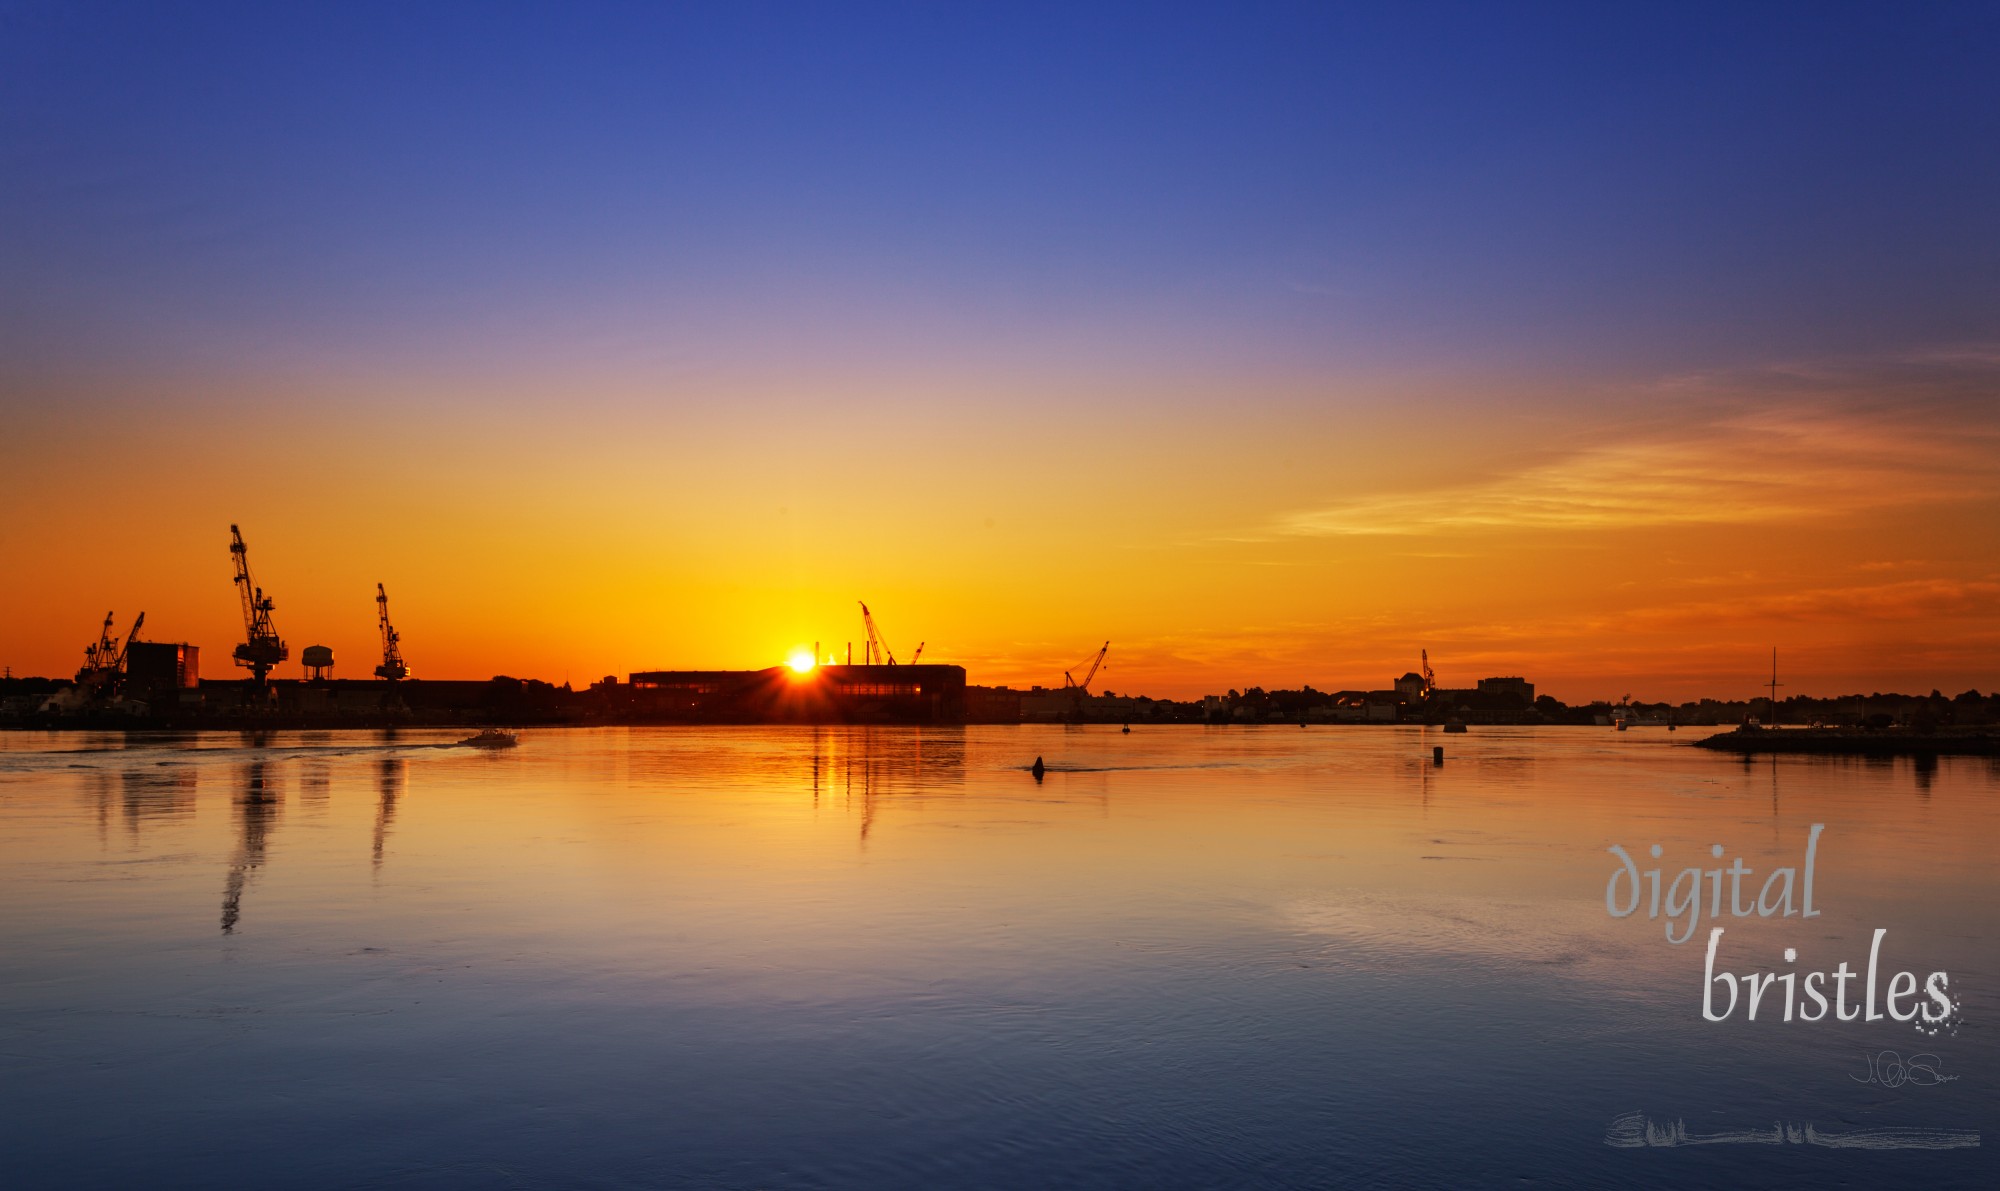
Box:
[806, 727, 966, 845]
[220, 757, 280, 934]
[373, 754, 405, 870]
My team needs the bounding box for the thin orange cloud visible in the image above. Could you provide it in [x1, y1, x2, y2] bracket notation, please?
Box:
[1620, 578, 2000, 632]
[1273, 399, 1999, 537]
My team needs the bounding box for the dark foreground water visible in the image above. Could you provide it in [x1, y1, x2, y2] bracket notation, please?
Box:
[1, 726, 1992, 1188]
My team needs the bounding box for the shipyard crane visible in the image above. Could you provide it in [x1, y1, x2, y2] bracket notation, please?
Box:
[1420, 649, 1436, 700]
[77, 611, 118, 681]
[909, 642, 924, 665]
[110, 610, 142, 674]
[1062, 641, 1110, 722]
[228, 524, 287, 684]
[1064, 642, 1110, 691]
[76, 610, 143, 694]
[374, 583, 409, 681]
[859, 601, 898, 665]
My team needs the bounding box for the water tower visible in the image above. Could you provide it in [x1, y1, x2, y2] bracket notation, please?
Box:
[302, 644, 334, 681]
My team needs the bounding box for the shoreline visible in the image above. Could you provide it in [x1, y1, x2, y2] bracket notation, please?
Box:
[1693, 727, 2000, 757]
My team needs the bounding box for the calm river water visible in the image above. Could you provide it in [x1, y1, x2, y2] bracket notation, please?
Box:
[1, 726, 1992, 1188]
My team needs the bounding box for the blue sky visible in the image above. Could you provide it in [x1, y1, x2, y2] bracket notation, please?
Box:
[6, 1, 1996, 389]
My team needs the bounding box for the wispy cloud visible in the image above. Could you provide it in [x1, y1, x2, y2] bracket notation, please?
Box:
[1618, 577, 2000, 631]
[1278, 404, 1998, 536]
[1270, 353, 2000, 537]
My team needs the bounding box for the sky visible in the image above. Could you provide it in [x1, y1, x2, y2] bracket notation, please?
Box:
[3, 1, 1998, 701]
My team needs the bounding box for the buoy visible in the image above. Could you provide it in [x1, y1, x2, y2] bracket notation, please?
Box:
[1433, 746, 1444, 765]
[1122, 724, 1130, 734]
[1031, 756, 1046, 781]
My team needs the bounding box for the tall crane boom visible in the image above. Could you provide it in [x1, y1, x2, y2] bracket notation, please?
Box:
[859, 601, 898, 665]
[1420, 649, 1436, 699]
[374, 583, 409, 681]
[110, 611, 143, 673]
[1064, 642, 1110, 691]
[228, 524, 287, 683]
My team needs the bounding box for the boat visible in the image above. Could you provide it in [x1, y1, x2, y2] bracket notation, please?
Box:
[459, 728, 518, 749]
[1443, 721, 1468, 734]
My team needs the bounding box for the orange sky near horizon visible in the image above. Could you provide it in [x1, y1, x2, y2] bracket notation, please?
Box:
[6, 9, 2000, 704]
[5, 355, 1997, 704]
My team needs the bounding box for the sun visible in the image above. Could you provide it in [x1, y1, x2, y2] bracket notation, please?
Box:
[787, 650, 817, 674]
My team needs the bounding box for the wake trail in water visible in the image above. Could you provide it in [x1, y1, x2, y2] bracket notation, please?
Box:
[1010, 761, 1253, 773]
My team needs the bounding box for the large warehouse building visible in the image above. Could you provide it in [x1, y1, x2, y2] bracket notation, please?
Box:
[625, 664, 967, 723]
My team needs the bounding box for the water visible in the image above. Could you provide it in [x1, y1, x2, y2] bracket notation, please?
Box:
[1, 726, 1992, 1188]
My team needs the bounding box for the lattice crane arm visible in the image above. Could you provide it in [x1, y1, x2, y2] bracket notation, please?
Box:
[227, 524, 287, 679]
[1066, 642, 1110, 691]
[229, 525, 257, 633]
[110, 611, 143, 671]
[859, 601, 897, 666]
[375, 583, 409, 680]
[87, 612, 115, 669]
